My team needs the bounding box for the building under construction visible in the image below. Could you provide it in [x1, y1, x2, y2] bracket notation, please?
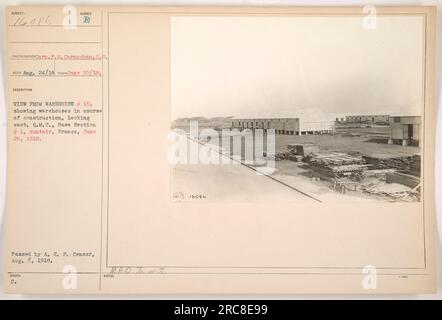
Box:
[343, 114, 390, 124]
[388, 116, 421, 146]
[231, 118, 335, 135]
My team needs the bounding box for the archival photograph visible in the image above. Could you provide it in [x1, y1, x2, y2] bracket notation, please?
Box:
[170, 15, 424, 202]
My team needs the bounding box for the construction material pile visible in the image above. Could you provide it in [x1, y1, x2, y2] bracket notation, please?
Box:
[266, 143, 320, 161]
[287, 143, 320, 157]
[363, 169, 396, 181]
[264, 151, 291, 161]
[409, 154, 421, 177]
[363, 154, 421, 176]
[361, 183, 419, 202]
[307, 152, 369, 181]
[386, 171, 420, 188]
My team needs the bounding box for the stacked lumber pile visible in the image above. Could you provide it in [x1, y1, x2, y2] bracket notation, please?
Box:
[363, 169, 396, 181]
[308, 152, 365, 165]
[363, 154, 421, 176]
[307, 152, 369, 181]
[409, 154, 421, 177]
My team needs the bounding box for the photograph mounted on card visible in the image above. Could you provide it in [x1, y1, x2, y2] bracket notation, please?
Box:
[4, 6, 437, 294]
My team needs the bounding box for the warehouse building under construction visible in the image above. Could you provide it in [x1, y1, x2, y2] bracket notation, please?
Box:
[388, 115, 421, 146]
[231, 118, 335, 135]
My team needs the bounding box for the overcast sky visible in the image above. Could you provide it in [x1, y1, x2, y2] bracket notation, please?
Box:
[171, 16, 423, 121]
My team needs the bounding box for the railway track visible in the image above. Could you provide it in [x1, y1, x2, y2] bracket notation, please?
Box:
[185, 134, 323, 203]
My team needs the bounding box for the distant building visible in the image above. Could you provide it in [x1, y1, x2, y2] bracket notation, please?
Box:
[388, 116, 421, 146]
[231, 118, 334, 135]
[344, 115, 390, 124]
